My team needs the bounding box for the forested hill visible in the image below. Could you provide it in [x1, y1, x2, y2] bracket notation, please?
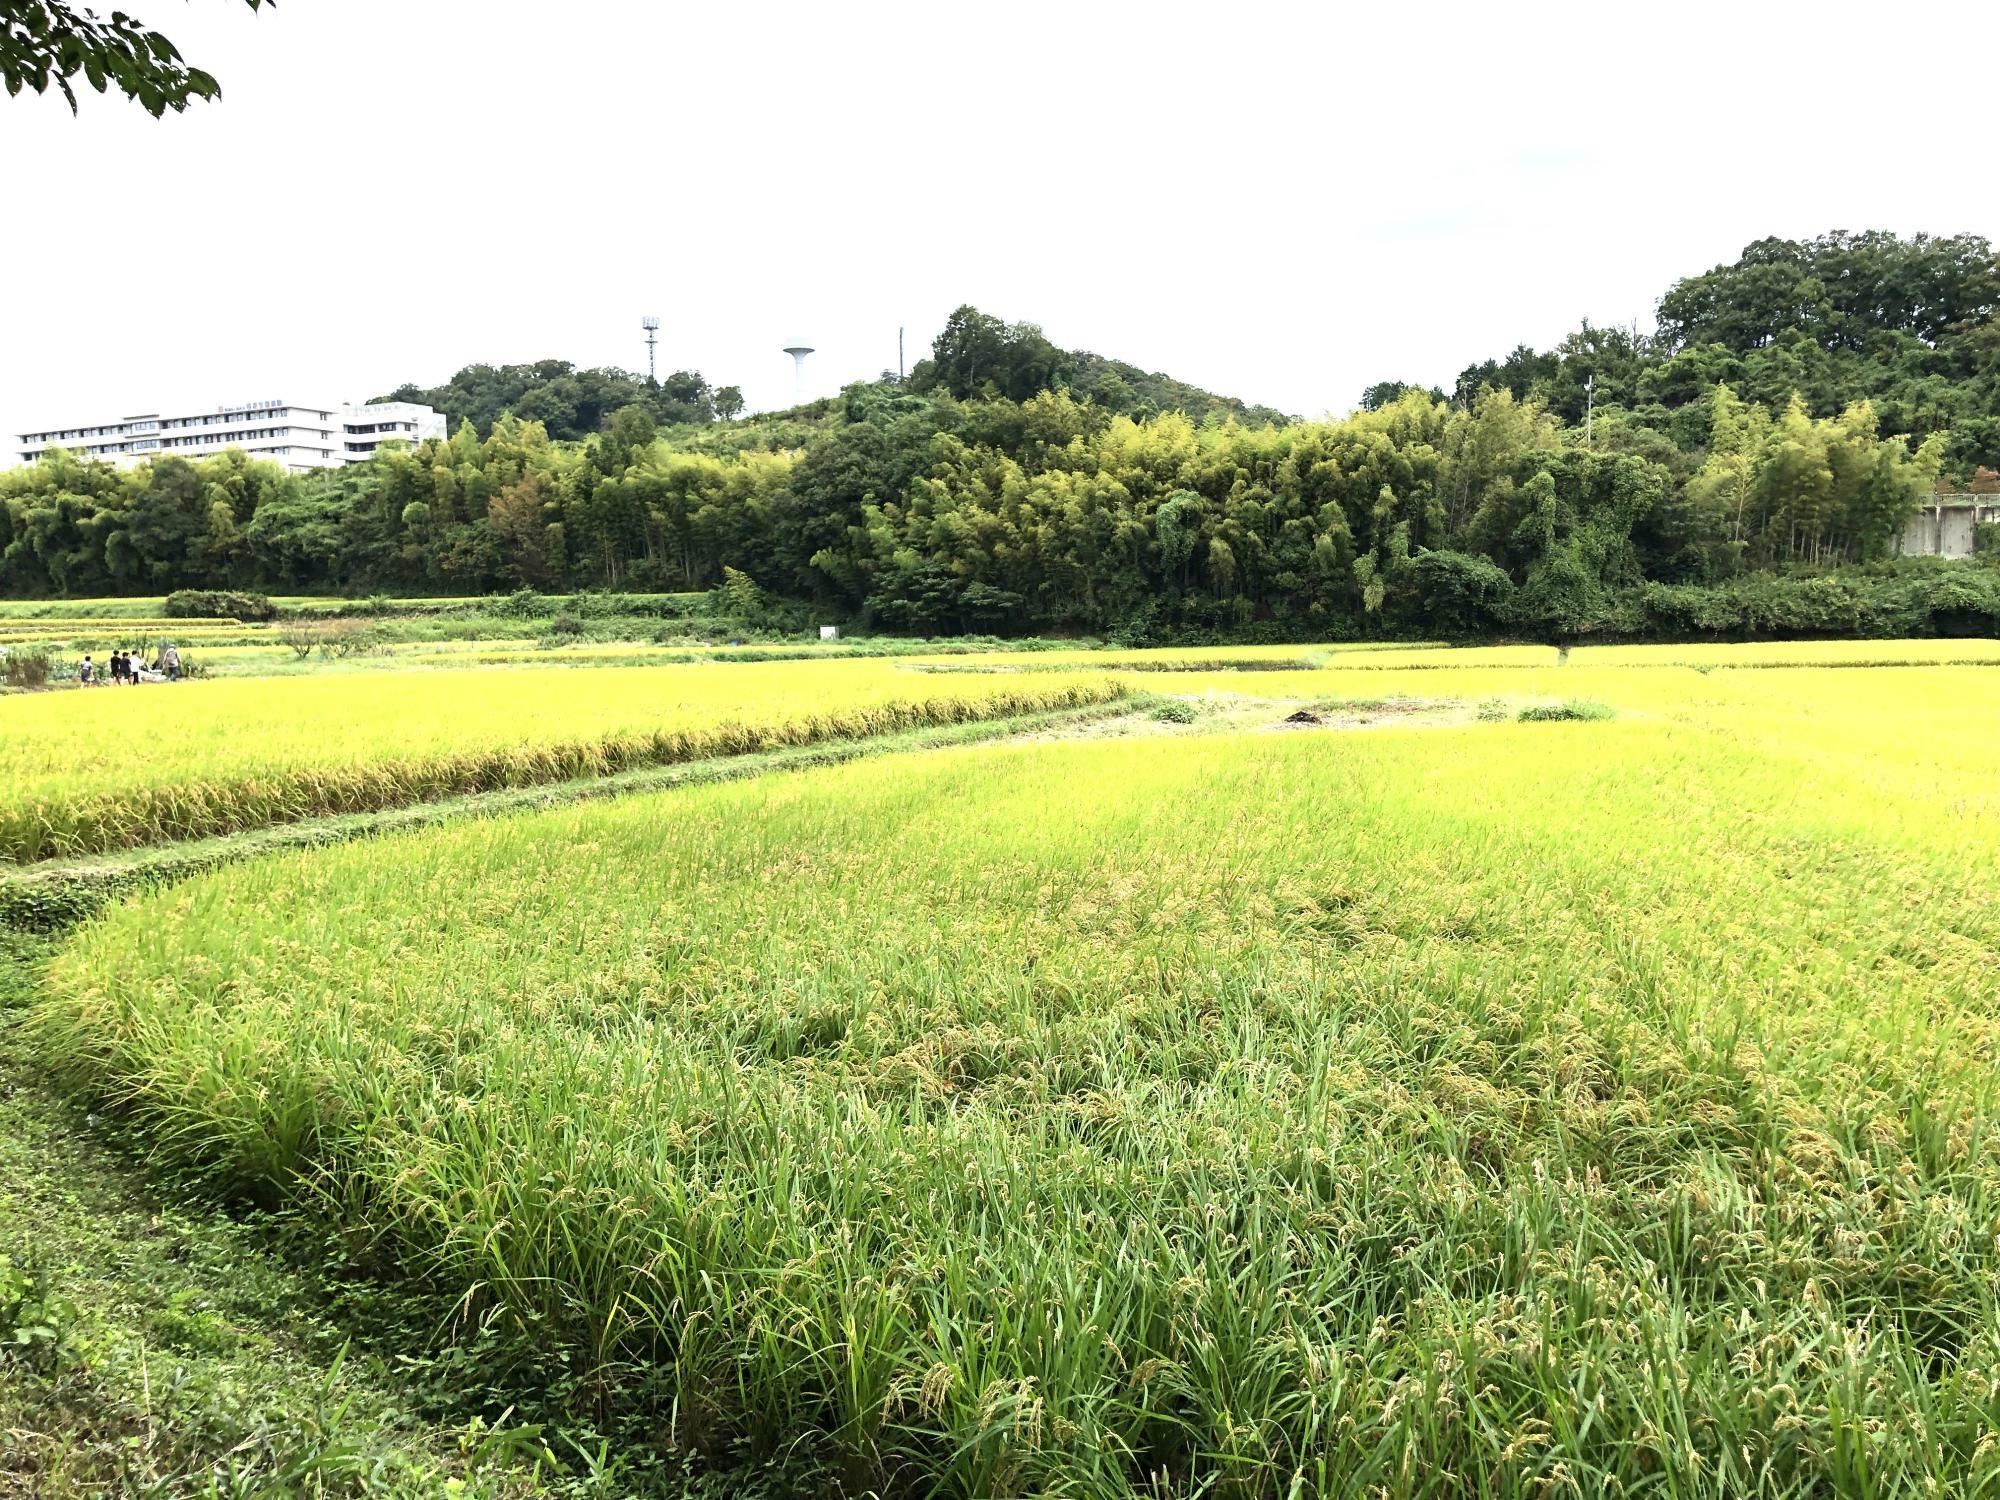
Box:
[378, 307, 1287, 443]
[8, 233, 2000, 643]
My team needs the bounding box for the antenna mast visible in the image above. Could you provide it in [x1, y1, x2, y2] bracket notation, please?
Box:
[641, 316, 661, 383]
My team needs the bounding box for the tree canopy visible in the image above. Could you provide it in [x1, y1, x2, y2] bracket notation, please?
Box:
[379, 361, 743, 443]
[907, 305, 1292, 426]
[1445, 231, 2000, 474]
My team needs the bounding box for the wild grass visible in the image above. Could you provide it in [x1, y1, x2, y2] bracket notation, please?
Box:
[36, 663, 2000, 1496]
[0, 662, 1123, 862]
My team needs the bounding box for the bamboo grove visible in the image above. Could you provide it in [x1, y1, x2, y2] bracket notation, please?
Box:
[3, 385, 1973, 638]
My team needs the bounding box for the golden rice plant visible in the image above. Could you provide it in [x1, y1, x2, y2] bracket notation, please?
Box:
[0, 661, 1123, 861]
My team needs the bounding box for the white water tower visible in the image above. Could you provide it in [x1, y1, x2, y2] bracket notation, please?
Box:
[782, 337, 814, 403]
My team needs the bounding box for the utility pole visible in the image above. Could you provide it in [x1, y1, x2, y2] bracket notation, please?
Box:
[1584, 373, 1594, 448]
[898, 326, 905, 383]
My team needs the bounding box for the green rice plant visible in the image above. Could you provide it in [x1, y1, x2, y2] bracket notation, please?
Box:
[36, 663, 2000, 1496]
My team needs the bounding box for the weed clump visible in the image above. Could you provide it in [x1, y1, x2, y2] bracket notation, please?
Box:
[1517, 699, 1615, 722]
[0, 1252, 77, 1370]
[1, 645, 55, 690]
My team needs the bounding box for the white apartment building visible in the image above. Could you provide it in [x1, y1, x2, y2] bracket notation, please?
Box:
[14, 396, 447, 474]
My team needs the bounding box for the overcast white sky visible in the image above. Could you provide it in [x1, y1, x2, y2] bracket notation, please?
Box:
[4, 0, 1998, 447]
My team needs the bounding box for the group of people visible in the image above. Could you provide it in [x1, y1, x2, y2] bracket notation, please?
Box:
[78, 644, 179, 685]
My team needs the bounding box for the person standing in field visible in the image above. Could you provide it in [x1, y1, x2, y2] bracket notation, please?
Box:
[78, 654, 94, 686]
[162, 643, 180, 682]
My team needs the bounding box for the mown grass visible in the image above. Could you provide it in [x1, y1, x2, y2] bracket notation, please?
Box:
[34, 664, 2000, 1497]
[0, 662, 1124, 862]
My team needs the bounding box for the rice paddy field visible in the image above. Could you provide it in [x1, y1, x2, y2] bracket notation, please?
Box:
[9, 638, 1997, 1498]
[0, 661, 1123, 862]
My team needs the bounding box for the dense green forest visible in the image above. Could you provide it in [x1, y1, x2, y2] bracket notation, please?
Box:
[7, 232, 2000, 640]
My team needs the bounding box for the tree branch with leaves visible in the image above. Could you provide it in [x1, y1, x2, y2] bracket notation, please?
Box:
[2, 0, 268, 116]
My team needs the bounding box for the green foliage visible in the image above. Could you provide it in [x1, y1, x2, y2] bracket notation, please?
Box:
[1067, 350, 1291, 427]
[1682, 388, 1947, 566]
[1507, 544, 1603, 645]
[1638, 565, 2000, 638]
[0, 1252, 77, 1370]
[1393, 550, 1514, 635]
[909, 305, 1074, 403]
[380, 358, 728, 441]
[1462, 230, 2000, 473]
[906, 304, 1291, 425]
[1359, 379, 1445, 411]
[0, 0, 266, 116]
[164, 587, 276, 621]
[716, 565, 762, 618]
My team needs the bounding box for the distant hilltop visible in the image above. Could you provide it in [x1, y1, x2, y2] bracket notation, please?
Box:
[375, 308, 1291, 443]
